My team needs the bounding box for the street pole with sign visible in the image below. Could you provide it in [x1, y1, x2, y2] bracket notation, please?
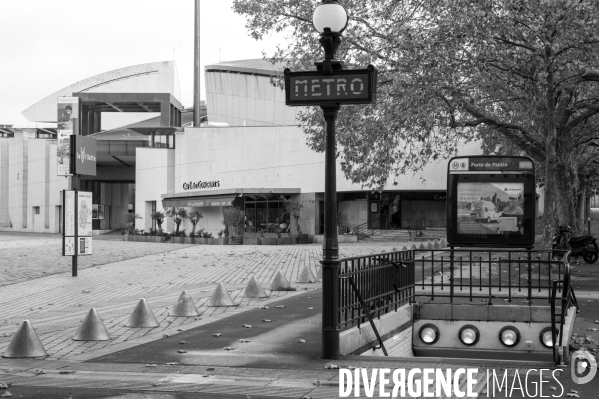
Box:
[284, 0, 377, 360]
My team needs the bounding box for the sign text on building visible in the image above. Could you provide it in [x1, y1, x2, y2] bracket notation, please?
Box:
[183, 180, 220, 190]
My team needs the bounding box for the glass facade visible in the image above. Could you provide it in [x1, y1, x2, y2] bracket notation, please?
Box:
[243, 195, 290, 233]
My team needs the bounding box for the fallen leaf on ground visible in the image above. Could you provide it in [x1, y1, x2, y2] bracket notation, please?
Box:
[207, 367, 215, 371]
[276, 305, 285, 308]
[213, 333, 222, 337]
[224, 347, 236, 351]
[177, 350, 187, 353]
[239, 339, 251, 343]
[59, 371, 76, 374]
[242, 324, 252, 328]
[325, 364, 339, 369]
[179, 341, 185, 344]
[260, 306, 269, 309]
[297, 339, 306, 343]
[262, 319, 272, 322]
[145, 364, 158, 368]
[165, 362, 178, 365]
[0, 383, 8, 389]
[163, 334, 170, 338]
[151, 382, 163, 387]
[0, 391, 12, 397]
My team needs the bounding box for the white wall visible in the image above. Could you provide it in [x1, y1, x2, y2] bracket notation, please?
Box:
[175, 126, 483, 195]
[0, 140, 9, 227]
[135, 148, 175, 231]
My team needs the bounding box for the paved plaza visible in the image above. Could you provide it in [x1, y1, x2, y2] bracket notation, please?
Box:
[1, 232, 598, 398]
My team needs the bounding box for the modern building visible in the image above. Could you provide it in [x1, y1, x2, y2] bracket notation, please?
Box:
[1, 59, 483, 237]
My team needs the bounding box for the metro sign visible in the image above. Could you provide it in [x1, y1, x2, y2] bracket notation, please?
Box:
[284, 65, 377, 106]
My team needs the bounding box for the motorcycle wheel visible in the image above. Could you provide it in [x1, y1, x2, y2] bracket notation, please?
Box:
[583, 250, 598, 264]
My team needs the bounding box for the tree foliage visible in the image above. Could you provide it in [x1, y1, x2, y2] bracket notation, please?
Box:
[165, 207, 188, 235]
[150, 211, 165, 233]
[223, 206, 246, 236]
[188, 210, 204, 236]
[234, 0, 599, 231]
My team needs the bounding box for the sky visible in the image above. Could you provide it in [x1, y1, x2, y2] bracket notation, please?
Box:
[0, 0, 285, 126]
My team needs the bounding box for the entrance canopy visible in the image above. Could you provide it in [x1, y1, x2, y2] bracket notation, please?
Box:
[162, 196, 237, 208]
[160, 188, 301, 208]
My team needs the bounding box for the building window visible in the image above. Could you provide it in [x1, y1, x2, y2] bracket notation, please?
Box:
[33, 207, 40, 215]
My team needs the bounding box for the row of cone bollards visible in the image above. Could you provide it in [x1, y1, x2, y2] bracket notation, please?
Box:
[2, 240, 445, 358]
[1, 265, 317, 359]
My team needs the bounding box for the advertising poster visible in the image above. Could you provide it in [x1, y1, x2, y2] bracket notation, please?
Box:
[92, 204, 98, 219]
[57, 130, 73, 176]
[98, 204, 105, 220]
[64, 190, 76, 237]
[456, 182, 524, 235]
[63, 237, 75, 256]
[78, 237, 92, 255]
[57, 96, 79, 130]
[77, 191, 93, 237]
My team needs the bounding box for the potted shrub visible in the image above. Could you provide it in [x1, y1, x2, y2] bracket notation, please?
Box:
[164, 207, 188, 237]
[188, 210, 203, 243]
[223, 206, 245, 245]
[281, 196, 308, 244]
[147, 228, 166, 243]
[150, 211, 165, 235]
[196, 230, 212, 244]
[124, 212, 142, 235]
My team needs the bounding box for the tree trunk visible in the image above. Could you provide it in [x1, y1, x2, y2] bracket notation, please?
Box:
[176, 222, 180, 235]
[554, 162, 579, 232]
[157, 222, 162, 234]
[191, 224, 196, 236]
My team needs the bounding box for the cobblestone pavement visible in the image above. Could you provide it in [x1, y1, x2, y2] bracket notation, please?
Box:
[0, 233, 407, 363]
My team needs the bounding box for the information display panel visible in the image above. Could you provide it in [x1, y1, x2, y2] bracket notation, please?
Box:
[447, 156, 536, 248]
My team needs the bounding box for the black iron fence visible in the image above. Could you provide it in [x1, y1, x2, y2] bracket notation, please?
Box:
[337, 248, 569, 331]
[413, 249, 566, 304]
[338, 250, 415, 330]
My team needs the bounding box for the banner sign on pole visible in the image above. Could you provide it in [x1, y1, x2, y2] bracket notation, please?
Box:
[64, 237, 75, 256]
[77, 191, 93, 237]
[57, 130, 73, 176]
[62, 190, 76, 256]
[57, 97, 79, 130]
[71, 135, 97, 176]
[77, 237, 93, 255]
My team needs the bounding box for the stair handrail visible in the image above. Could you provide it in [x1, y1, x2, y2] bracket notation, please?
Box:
[550, 250, 578, 365]
[353, 215, 380, 239]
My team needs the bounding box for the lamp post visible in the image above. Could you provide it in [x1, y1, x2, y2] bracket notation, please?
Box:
[285, 0, 376, 360]
[313, 0, 348, 360]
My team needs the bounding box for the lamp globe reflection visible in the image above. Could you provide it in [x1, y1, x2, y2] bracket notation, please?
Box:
[499, 326, 521, 347]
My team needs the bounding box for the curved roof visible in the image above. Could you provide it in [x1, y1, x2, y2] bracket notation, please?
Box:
[22, 61, 181, 123]
[204, 59, 287, 76]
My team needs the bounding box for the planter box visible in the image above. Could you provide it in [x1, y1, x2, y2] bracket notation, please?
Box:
[262, 237, 277, 245]
[148, 235, 166, 243]
[172, 236, 186, 244]
[183, 237, 196, 244]
[206, 237, 228, 245]
[296, 234, 310, 244]
[195, 237, 209, 244]
[244, 238, 260, 245]
[229, 236, 243, 245]
[276, 237, 292, 245]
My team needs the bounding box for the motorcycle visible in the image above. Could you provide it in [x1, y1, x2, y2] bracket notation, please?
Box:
[552, 225, 599, 264]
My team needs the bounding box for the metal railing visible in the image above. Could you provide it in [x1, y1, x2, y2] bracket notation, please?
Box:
[413, 249, 566, 304]
[352, 216, 380, 240]
[338, 249, 415, 330]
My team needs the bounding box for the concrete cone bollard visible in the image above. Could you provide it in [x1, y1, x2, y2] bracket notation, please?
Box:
[2, 320, 48, 358]
[410, 243, 417, 250]
[417, 242, 426, 250]
[243, 275, 268, 298]
[433, 240, 441, 250]
[270, 270, 292, 291]
[297, 265, 317, 283]
[73, 308, 111, 341]
[208, 283, 236, 307]
[170, 290, 200, 317]
[401, 245, 408, 251]
[126, 298, 160, 328]
[442, 238, 448, 247]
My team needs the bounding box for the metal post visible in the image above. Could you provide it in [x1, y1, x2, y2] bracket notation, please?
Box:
[193, 0, 201, 127]
[449, 246, 454, 304]
[70, 135, 78, 277]
[321, 104, 340, 360]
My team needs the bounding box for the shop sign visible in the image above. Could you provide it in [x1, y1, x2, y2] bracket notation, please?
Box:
[284, 66, 378, 106]
[186, 198, 234, 207]
[72, 136, 97, 176]
[449, 157, 534, 173]
[63, 190, 75, 237]
[183, 180, 220, 190]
